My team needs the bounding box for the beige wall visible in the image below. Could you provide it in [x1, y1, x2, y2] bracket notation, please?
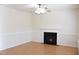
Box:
[0, 5, 32, 50]
[0, 4, 78, 50]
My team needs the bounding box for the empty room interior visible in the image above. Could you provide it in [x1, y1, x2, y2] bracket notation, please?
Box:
[0, 4, 79, 55]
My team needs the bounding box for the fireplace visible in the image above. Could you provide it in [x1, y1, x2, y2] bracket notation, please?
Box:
[44, 32, 57, 45]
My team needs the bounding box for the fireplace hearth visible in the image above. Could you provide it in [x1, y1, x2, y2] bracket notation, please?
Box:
[44, 32, 57, 45]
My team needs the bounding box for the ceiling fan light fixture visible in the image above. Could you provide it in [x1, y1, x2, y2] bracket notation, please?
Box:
[35, 7, 47, 14]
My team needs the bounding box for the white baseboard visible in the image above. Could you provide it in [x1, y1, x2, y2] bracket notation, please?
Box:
[0, 31, 32, 50]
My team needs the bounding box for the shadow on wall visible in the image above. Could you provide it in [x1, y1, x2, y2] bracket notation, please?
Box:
[73, 4, 79, 54]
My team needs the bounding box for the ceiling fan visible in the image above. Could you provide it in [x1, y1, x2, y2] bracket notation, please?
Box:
[34, 4, 51, 14]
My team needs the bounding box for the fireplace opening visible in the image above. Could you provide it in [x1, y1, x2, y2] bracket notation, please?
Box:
[44, 32, 57, 45]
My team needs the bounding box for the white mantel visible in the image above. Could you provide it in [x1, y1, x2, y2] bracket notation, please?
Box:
[40, 27, 61, 31]
[40, 28, 60, 44]
[39, 27, 77, 47]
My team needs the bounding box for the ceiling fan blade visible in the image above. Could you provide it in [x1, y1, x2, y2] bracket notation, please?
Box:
[44, 7, 51, 12]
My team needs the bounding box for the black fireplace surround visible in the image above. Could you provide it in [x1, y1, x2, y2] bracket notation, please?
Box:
[44, 32, 57, 45]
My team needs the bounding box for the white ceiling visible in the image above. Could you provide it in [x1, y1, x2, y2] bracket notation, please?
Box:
[1, 4, 79, 12]
[1, 4, 35, 12]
